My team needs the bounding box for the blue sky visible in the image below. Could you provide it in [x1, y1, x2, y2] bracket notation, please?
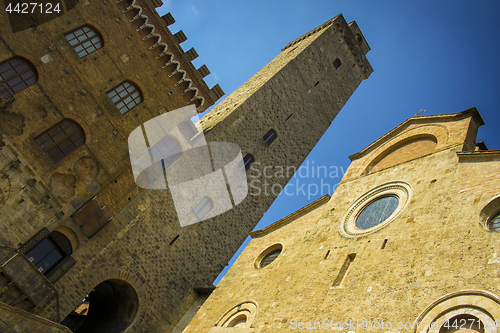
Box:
[156, 1, 500, 284]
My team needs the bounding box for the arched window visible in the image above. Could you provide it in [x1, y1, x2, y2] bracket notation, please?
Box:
[26, 231, 72, 275]
[149, 135, 181, 169]
[193, 196, 213, 220]
[218, 302, 257, 328]
[0, 57, 37, 94]
[64, 26, 103, 58]
[23, 229, 73, 276]
[107, 81, 142, 114]
[263, 129, 277, 146]
[227, 313, 248, 328]
[34, 119, 85, 164]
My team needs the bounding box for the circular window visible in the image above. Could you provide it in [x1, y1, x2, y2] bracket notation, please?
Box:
[356, 196, 399, 230]
[339, 181, 411, 238]
[255, 244, 282, 269]
[260, 249, 281, 268]
[487, 212, 500, 232]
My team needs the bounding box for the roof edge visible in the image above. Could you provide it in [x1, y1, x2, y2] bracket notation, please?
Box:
[250, 195, 330, 238]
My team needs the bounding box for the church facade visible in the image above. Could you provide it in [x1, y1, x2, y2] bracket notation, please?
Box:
[184, 108, 500, 332]
[0, 0, 372, 331]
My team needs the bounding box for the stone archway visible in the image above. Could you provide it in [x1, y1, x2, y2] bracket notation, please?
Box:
[62, 279, 138, 333]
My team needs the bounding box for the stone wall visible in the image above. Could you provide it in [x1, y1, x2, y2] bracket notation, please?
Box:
[0, 5, 372, 333]
[184, 109, 500, 332]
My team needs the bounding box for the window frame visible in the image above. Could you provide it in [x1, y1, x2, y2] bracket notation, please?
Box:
[20, 228, 76, 283]
[0, 56, 37, 95]
[33, 119, 85, 165]
[255, 244, 283, 269]
[64, 25, 103, 58]
[260, 249, 281, 268]
[106, 81, 143, 114]
[339, 182, 412, 238]
[355, 195, 399, 230]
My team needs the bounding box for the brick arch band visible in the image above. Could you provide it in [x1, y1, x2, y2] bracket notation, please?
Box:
[361, 124, 450, 176]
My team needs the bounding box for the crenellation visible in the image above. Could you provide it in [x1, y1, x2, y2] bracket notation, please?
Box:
[161, 12, 175, 26]
[173, 30, 187, 44]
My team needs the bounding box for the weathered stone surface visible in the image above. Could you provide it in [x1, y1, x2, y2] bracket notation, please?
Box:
[50, 173, 76, 198]
[0, 111, 25, 136]
[184, 109, 500, 333]
[0, 4, 371, 333]
[32, 106, 48, 120]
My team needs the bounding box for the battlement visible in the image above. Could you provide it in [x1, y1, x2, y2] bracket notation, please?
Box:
[117, 0, 224, 112]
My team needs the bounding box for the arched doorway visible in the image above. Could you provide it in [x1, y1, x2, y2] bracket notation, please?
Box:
[61, 279, 138, 333]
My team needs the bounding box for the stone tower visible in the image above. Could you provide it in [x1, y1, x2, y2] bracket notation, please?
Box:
[184, 108, 500, 333]
[0, 1, 372, 331]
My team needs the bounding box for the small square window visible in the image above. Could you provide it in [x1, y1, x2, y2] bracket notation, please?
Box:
[333, 58, 342, 69]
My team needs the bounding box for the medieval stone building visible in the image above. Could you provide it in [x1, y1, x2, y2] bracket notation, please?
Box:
[0, 0, 372, 331]
[185, 108, 500, 332]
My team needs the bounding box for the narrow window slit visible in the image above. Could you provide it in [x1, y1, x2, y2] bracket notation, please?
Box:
[381, 239, 388, 250]
[324, 250, 330, 260]
[169, 234, 180, 245]
[332, 253, 356, 287]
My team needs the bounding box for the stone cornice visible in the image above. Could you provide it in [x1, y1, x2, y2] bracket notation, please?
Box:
[457, 150, 500, 160]
[250, 195, 330, 238]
